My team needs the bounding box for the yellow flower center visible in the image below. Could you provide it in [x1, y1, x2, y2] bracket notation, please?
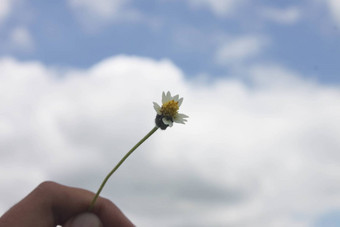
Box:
[160, 100, 179, 118]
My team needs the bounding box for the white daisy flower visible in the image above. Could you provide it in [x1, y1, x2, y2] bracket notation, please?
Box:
[89, 91, 189, 210]
[153, 91, 188, 130]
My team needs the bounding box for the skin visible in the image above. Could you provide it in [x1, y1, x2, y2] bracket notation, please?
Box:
[0, 181, 134, 227]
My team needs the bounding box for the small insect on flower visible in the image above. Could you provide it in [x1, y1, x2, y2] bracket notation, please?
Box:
[153, 91, 188, 130]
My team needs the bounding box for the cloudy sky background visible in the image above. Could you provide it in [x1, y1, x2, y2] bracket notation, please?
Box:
[1, 0, 340, 226]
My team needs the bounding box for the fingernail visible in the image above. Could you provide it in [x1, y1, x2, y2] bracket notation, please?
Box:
[67, 213, 103, 227]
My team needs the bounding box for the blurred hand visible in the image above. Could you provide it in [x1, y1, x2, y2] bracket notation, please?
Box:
[0, 181, 134, 227]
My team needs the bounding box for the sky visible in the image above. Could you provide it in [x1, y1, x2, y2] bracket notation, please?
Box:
[0, 0, 340, 226]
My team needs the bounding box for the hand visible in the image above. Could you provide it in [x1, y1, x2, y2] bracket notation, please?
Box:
[0, 181, 134, 227]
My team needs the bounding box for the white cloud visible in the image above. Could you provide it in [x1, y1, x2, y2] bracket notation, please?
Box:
[260, 6, 301, 25]
[0, 0, 13, 25]
[326, 0, 340, 26]
[66, 0, 155, 30]
[68, 0, 129, 20]
[187, 0, 247, 17]
[0, 56, 340, 226]
[9, 27, 35, 51]
[215, 35, 268, 65]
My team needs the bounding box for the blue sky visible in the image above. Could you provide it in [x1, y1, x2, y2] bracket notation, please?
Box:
[1, 0, 340, 82]
[1, 1, 340, 226]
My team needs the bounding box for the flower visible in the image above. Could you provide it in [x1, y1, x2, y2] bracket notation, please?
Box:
[153, 91, 188, 130]
[89, 92, 189, 210]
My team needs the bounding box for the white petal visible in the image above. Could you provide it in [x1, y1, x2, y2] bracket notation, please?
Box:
[174, 113, 188, 124]
[174, 118, 184, 124]
[153, 102, 161, 114]
[174, 118, 186, 124]
[177, 97, 183, 107]
[178, 113, 189, 118]
[162, 91, 166, 104]
[173, 94, 179, 102]
[162, 118, 173, 127]
[165, 91, 171, 103]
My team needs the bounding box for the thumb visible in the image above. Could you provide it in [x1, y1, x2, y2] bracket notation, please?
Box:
[63, 212, 103, 227]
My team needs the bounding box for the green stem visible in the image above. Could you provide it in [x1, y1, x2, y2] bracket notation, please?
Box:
[88, 126, 159, 211]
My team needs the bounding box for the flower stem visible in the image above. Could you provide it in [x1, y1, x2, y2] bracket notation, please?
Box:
[88, 126, 159, 211]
